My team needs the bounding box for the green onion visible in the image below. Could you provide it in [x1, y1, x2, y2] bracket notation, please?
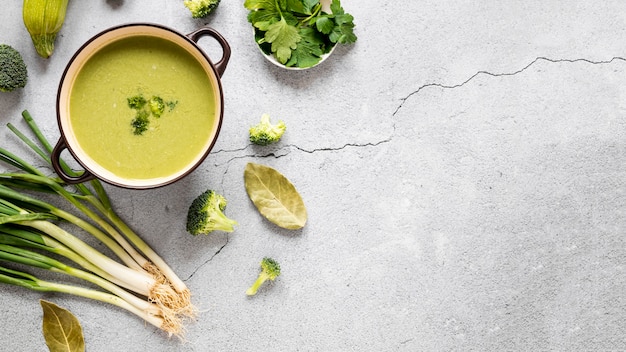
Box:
[0, 110, 196, 336]
[0, 265, 171, 334]
[0, 181, 147, 272]
[10, 111, 191, 304]
[0, 243, 163, 316]
[0, 205, 157, 298]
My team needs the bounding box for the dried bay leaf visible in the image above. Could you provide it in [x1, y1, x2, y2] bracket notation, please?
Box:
[244, 162, 307, 229]
[40, 300, 85, 352]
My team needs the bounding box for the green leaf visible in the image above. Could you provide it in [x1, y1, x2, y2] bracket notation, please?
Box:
[286, 0, 308, 14]
[244, 163, 307, 230]
[254, 28, 273, 54]
[326, 0, 356, 44]
[244, 0, 275, 11]
[255, 20, 275, 32]
[334, 12, 354, 26]
[249, 13, 281, 30]
[315, 15, 334, 34]
[41, 300, 85, 352]
[282, 11, 300, 26]
[330, 0, 343, 14]
[285, 27, 326, 68]
[329, 17, 356, 44]
[265, 18, 301, 63]
[245, 0, 280, 27]
[0, 212, 55, 225]
[303, 0, 319, 12]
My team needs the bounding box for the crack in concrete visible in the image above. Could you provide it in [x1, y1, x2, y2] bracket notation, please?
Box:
[183, 234, 229, 282]
[186, 56, 626, 285]
[400, 338, 415, 345]
[209, 56, 626, 167]
[212, 138, 393, 164]
[290, 140, 392, 153]
[393, 56, 626, 117]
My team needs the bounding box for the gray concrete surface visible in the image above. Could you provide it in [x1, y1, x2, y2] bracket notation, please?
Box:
[1, 1, 625, 351]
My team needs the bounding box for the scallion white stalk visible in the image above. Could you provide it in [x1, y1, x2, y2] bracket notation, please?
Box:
[0, 265, 177, 336]
[0, 243, 162, 316]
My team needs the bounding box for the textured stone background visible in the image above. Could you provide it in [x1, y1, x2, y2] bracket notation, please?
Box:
[1, 1, 625, 351]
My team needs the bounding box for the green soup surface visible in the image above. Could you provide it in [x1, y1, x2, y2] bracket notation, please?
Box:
[69, 35, 216, 181]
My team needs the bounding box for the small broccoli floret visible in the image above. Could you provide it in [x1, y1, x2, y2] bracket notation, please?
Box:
[246, 257, 281, 296]
[0, 44, 28, 92]
[127, 94, 176, 135]
[249, 113, 286, 146]
[149, 96, 165, 118]
[127, 95, 147, 110]
[131, 109, 150, 135]
[186, 190, 237, 235]
[184, 0, 221, 18]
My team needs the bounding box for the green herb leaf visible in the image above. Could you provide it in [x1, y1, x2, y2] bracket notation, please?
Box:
[303, 0, 319, 13]
[330, 0, 342, 14]
[285, 27, 326, 68]
[246, 0, 280, 29]
[245, 0, 356, 68]
[244, 0, 276, 11]
[244, 162, 307, 230]
[40, 300, 85, 352]
[315, 15, 334, 35]
[286, 0, 308, 14]
[265, 17, 301, 63]
[330, 13, 356, 44]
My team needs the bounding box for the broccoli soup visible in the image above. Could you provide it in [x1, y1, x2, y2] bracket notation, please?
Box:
[68, 35, 216, 182]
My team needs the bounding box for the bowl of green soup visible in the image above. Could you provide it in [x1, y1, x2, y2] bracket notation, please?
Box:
[52, 23, 231, 189]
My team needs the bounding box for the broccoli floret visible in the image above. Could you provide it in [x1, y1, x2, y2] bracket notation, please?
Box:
[186, 190, 237, 235]
[127, 95, 147, 110]
[131, 109, 150, 135]
[246, 257, 281, 296]
[0, 44, 28, 92]
[127, 94, 175, 134]
[184, 0, 221, 18]
[149, 96, 165, 118]
[249, 113, 286, 146]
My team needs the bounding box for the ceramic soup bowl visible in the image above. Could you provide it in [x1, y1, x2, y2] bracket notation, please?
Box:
[52, 23, 230, 189]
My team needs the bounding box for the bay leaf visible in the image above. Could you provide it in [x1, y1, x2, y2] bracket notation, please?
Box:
[244, 162, 307, 229]
[40, 300, 85, 352]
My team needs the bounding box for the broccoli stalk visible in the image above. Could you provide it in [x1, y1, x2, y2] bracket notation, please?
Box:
[184, 0, 221, 18]
[246, 257, 281, 296]
[0, 44, 28, 92]
[186, 190, 237, 235]
[249, 113, 286, 146]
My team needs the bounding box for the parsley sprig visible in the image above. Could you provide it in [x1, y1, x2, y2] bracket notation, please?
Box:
[244, 0, 357, 69]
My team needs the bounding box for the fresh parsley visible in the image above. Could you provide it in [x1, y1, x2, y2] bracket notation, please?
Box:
[244, 0, 357, 69]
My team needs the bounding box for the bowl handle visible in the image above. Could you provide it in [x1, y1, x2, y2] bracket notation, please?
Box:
[187, 27, 231, 77]
[51, 138, 96, 184]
